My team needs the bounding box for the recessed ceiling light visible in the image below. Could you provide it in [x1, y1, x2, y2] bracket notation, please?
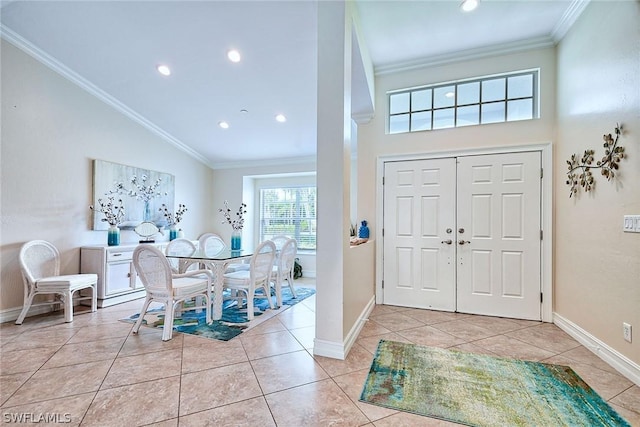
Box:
[460, 0, 478, 12]
[156, 64, 171, 76]
[240, 109, 248, 113]
[275, 114, 287, 123]
[219, 121, 229, 129]
[227, 49, 241, 63]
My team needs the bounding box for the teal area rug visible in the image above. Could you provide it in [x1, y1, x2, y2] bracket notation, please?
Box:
[121, 287, 314, 341]
[360, 340, 630, 427]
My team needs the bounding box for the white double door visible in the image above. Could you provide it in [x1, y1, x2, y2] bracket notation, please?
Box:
[383, 152, 541, 320]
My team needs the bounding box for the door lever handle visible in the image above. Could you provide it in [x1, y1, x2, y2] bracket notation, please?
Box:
[441, 239, 452, 245]
[458, 240, 471, 245]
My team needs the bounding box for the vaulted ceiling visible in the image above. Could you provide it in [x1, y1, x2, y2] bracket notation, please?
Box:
[0, 0, 584, 168]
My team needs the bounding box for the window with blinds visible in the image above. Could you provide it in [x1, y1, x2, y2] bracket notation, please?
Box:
[259, 186, 317, 251]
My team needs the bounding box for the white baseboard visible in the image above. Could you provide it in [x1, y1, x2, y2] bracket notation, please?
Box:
[554, 313, 640, 386]
[0, 304, 58, 324]
[313, 296, 376, 360]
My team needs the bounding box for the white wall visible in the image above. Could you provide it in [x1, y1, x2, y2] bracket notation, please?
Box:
[1, 40, 215, 316]
[555, 1, 640, 364]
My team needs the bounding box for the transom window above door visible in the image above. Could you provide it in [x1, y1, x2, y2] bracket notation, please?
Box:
[388, 69, 539, 134]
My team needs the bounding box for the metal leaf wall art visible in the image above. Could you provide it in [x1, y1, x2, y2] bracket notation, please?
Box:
[566, 124, 625, 197]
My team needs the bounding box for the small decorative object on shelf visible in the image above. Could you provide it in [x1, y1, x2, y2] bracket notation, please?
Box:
[219, 200, 246, 250]
[358, 220, 370, 240]
[90, 196, 125, 246]
[160, 203, 187, 241]
[566, 123, 625, 198]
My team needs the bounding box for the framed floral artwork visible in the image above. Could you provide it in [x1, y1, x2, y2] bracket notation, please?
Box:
[92, 160, 175, 230]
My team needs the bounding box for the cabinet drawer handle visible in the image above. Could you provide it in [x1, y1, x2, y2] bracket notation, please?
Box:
[113, 253, 122, 257]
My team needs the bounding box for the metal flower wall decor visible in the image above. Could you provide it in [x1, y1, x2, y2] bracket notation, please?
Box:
[566, 124, 625, 197]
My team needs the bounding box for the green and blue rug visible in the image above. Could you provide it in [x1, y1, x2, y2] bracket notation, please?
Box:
[360, 340, 630, 427]
[122, 287, 314, 341]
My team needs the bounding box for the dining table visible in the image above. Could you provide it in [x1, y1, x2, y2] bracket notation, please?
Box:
[166, 247, 252, 320]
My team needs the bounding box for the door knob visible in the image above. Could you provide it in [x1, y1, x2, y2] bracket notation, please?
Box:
[458, 228, 465, 234]
[441, 239, 452, 245]
[458, 240, 471, 245]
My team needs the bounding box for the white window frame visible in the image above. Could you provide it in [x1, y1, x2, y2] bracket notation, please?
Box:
[387, 69, 540, 134]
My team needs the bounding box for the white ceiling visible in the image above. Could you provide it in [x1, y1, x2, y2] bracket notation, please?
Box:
[0, 0, 584, 168]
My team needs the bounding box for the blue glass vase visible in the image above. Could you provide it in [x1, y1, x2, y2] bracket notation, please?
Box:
[107, 225, 120, 246]
[169, 225, 178, 241]
[358, 220, 370, 239]
[231, 229, 242, 250]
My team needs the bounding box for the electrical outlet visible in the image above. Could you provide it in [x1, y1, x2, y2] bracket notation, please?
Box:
[623, 323, 632, 343]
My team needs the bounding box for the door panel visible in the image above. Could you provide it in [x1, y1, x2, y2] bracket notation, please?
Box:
[382, 151, 542, 321]
[456, 152, 541, 320]
[383, 158, 457, 310]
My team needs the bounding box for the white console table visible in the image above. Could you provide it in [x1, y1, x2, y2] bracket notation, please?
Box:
[80, 243, 167, 307]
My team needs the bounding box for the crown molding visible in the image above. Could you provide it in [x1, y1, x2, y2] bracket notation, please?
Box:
[551, 0, 591, 42]
[211, 155, 317, 170]
[0, 25, 211, 168]
[375, 35, 556, 76]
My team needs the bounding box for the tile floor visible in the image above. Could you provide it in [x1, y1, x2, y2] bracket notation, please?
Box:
[1, 279, 639, 426]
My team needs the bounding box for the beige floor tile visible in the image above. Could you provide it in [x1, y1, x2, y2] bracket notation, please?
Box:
[461, 314, 529, 334]
[118, 329, 183, 357]
[431, 319, 497, 341]
[179, 362, 262, 416]
[82, 377, 180, 426]
[395, 325, 466, 348]
[241, 316, 287, 337]
[251, 349, 329, 394]
[610, 385, 640, 413]
[558, 345, 622, 375]
[0, 392, 95, 426]
[359, 320, 393, 338]
[101, 348, 182, 389]
[66, 321, 134, 344]
[42, 336, 125, 369]
[240, 330, 303, 360]
[543, 354, 634, 400]
[147, 418, 178, 427]
[1, 346, 59, 374]
[0, 371, 32, 407]
[3, 360, 111, 407]
[504, 323, 580, 354]
[289, 325, 316, 349]
[472, 334, 555, 361]
[399, 309, 468, 325]
[333, 368, 399, 422]
[313, 343, 374, 377]
[0, 328, 77, 352]
[277, 304, 316, 329]
[181, 337, 248, 374]
[368, 304, 406, 317]
[266, 378, 369, 426]
[368, 312, 425, 332]
[373, 411, 462, 426]
[178, 396, 276, 426]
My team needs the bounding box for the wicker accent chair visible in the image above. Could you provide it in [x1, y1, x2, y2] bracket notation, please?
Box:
[223, 240, 276, 320]
[271, 238, 298, 307]
[132, 244, 212, 341]
[16, 240, 97, 325]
